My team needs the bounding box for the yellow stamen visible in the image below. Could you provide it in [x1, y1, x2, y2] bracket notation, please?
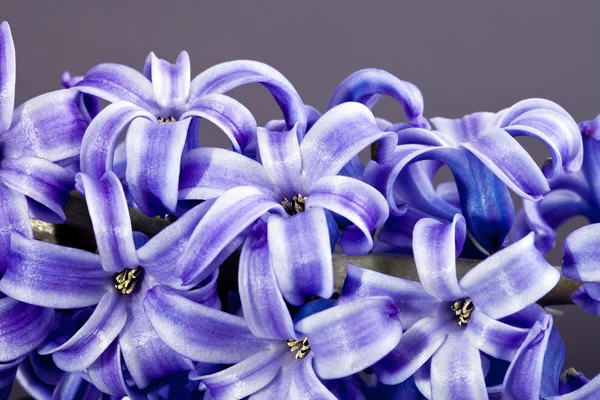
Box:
[281, 194, 307, 216]
[115, 267, 142, 295]
[451, 298, 474, 326]
[285, 337, 311, 359]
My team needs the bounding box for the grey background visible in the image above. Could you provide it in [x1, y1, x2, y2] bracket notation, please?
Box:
[4, 1, 600, 397]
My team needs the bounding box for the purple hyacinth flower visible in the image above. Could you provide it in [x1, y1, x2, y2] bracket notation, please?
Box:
[339, 214, 559, 397]
[172, 102, 395, 305]
[363, 99, 581, 254]
[0, 22, 89, 224]
[75, 54, 306, 217]
[144, 286, 402, 400]
[61, 71, 101, 121]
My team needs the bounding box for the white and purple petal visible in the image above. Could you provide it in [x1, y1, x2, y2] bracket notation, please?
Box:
[571, 283, 600, 316]
[287, 354, 337, 400]
[563, 224, 600, 282]
[257, 125, 301, 199]
[87, 340, 129, 397]
[150, 51, 190, 111]
[0, 21, 15, 133]
[0, 183, 31, 258]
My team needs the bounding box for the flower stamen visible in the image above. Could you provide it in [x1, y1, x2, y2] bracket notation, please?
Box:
[451, 298, 474, 326]
[285, 337, 311, 359]
[115, 267, 143, 295]
[282, 194, 306, 215]
[157, 116, 176, 123]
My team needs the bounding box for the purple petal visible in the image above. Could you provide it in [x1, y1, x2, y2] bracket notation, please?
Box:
[188, 60, 306, 134]
[200, 347, 285, 399]
[75, 62, 159, 112]
[144, 285, 269, 363]
[0, 156, 74, 222]
[375, 207, 433, 251]
[49, 290, 127, 371]
[257, 125, 302, 199]
[268, 207, 333, 305]
[413, 214, 466, 301]
[150, 51, 190, 111]
[460, 125, 550, 200]
[251, 361, 296, 399]
[2, 89, 89, 164]
[179, 147, 274, 201]
[51, 372, 104, 400]
[183, 93, 257, 154]
[502, 314, 553, 399]
[0, 233, 110, 308]
[0, 298, 54, 362]
[413, 360, 432, 399]
[563, 224, 600, 282]
[87, 340, 128, 397]
[15, 357, 53, 400]
[430, 332, 487, 399]
[239, 220, 295, 340]
[299, 102, 397, 188]
[571, 283, 600, 316]
[460, 232, 560, 319]
[374, 310, 454, 385]
[79, 101, 154, 179]
[430, 112, 496, 143]
[550, 375, 600, 399]
[78, 172, 138, 272]
[0, 22, 15, 133]
[307, 175, 388, 255]
[179, 186, 284, 286]
[327, 68, 428, 128]
[0, 183, 31, 258]
[465, 309, 529, 361]
[339, 263, 439, 330]
[126, 117, 191, 215]
[287, 354, 337, 400]
[295, 296, 402, 380]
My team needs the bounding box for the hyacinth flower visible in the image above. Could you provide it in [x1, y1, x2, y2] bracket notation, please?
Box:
[0, 22, 89, 224]
[171, 102, 395, 306]
[75, 54, 307, 217]
[513, 117, 600, 253]
[339, 214, 559, 397]
[361, 98, 581, 254]
[61, 71, 101, 122]
[144, 285, 402, 400]
[0, 192, 222, 397]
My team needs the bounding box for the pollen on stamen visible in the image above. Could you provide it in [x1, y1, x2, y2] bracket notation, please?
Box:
[115, 267, 143, 295]
[282, 194, 306, 216]
[285, 337, 311, 359]
[157, 116, 176, 123]
[451, 298, 474, 326]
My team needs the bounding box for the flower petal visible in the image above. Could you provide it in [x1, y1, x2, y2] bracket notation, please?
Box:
[239, 220, 295, 340]
[15, 357, 53, 400]
[0, 298, 54, 362]
[299, 102, 397, 188]
[328, 68, 428, 128]
[571, 283, 600, 316]
[257, 125, 301, 199]
[430, 333, 487, 399]
[296, 296, 402, 380]
[188, 60, 306, 134]
[563, 223, 600, 282]
[287, 354, 337, 400]
[250, 361, 296, 400]
[0, 183, 31, 258]
[413, 215, 465, 301]
[87, 339, 129, 397]
[144, 285, 268, 363]
[430, 112, 496, 143]
[78, 171, 138, 272]
[339, 263, 438, 330]
[50, 290, 128, 371]
[52, 372, 105, 400]
[307, 175, 388, 256]
[0, 156, 74, 223]
[183, 93, 257, 154]
[374, 310, 454, 385]
[79, 101, 154, 179]
[0, 22, 15, 132]
[178, 147, 274, 201]
[466, 309, 529, 361]
[375, 207, 434, 252]
[200, 347, 285, 400]
[0, 233, 110, 308]
[268, 207, 333, 305]
[179, 186, 284, 286]
[75, 62, 159, 112]
[460, 232, 560, 320]
[2, 89, 89, 164]
[150, 51, 190, 111]
[126, 117, 191, 215]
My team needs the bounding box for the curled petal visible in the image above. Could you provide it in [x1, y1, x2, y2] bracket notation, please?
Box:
[87, 339, 129, 397]
[257, 125, 301, 198]
[571, 283, 600, 316]
[563, 223, 600, 282]
[0, 183, 31, 258]
[466, 309, 529, 361]
[295, 296, 403, 380]
[0, 21, 15, 132]
[268, 207, 333, 305]
[430, 112, 496, 143]
[375, 207, 435, 252]
[287, 355, 337, 400]
[144, 286, 268, 364]
[328, 68, 428, 128]
[151, 51, 190, 111]
[0, 233, 110, 308]
[460, 232, 560, 320]
[413, 215, 465, 301]
[307, 175, 388, 255]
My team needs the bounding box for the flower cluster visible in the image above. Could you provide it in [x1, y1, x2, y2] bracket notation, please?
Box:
[0, 20, 599, 399]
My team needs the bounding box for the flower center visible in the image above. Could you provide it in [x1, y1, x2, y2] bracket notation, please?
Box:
[281, 194, 306, 215]
[115, 267, 143, 295]
[157, 116, 176, 123]
[451, 298, 474, 326]
[285, 336, 311, 359]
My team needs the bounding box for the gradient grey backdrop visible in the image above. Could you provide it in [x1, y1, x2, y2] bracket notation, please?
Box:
[4, 1, 600, 398]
